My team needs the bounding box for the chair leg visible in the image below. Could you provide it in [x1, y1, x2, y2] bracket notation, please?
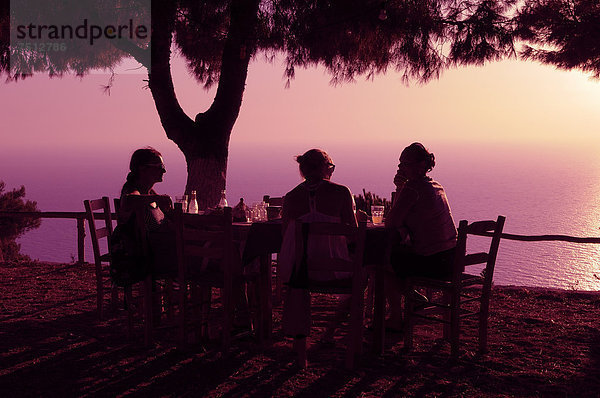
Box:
[250, 281, 265, 343]
[178, 282, 187, 348]
[274, 254, 283, 305]
[221, 286, 232, 350]
[346, 291, 364, 370]
[110, 283, 119, 312]
[403, 287, 414, 352]
[125, 286, 134, 340]
[191, 284, 202, 343]
[372, 264, 386, 355]
[165, 280, 174, 323]
[200, 288, 212, 340]
[364, 274, 375, 322]
[443, 290, 452, 339]
[143, 276, 153, 347]
[450, 289, 460, 358]
[151, 281, 162, 327]
[261, 254, 273, 342]
[95, 261, 104, 320]
[479, 296, 491, 354]
[293, 337, 307, 368]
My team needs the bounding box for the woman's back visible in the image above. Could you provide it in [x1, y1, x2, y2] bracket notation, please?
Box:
[402, 178, 456, 256]
[280, 180, 356, 282]
[282, 180, 355, 226]
[280, 148, 357, 341]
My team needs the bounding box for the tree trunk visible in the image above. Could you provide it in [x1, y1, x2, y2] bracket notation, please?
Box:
[186, 156, 227, 210]
[148, 0, 260, 208]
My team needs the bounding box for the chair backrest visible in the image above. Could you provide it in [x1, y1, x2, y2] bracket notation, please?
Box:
[453, 215, 506, 287]
[174, 206, 234, 280]
[113, 197, 121, 214]
[83, 197, 114, 263]
[294, 221, 367, 288]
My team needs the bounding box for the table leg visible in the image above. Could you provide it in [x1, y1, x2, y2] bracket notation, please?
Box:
[373, 262, 385, 355]
[259, 254, 273, 342]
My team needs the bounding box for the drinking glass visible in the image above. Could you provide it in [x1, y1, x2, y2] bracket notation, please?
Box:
[175, 195, 189, 212]
[267, 206, 282, 220]
[251, 203, 267, 221]
[371, 205, 384, 224]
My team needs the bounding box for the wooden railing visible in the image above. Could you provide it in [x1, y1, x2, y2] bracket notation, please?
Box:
[3, 210, 600, 263]
[0, 211, 116, 264]
[479, 231, 600, 244]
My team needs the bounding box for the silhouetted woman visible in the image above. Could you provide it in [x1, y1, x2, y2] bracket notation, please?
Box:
[118, 147, 175, 277]
[385, 142, 457, 328]
[117, 147, 249, 324]
[279, 148, 357, 367]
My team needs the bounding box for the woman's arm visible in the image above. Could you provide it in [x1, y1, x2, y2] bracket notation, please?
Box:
[385, 187, 418, 229]
[340, 187, 358, 227]
[281, 193, 291, 233]
[122, 193, 173, 214]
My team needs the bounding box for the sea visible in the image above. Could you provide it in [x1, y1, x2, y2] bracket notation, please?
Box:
[4, 140, 600, 291]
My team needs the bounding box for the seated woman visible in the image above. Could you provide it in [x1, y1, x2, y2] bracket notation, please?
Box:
[384, 142, 457, 328]
[118, 147, 250, 328]
[117, 147, 176, 277]
[279, 149, 357, 365]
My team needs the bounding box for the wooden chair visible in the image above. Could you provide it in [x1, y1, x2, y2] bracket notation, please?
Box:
[83, 197, 117, 320]
[292, 221, 367, 369]
[174, 206, 266, 349]
[403, 215, 506, 357]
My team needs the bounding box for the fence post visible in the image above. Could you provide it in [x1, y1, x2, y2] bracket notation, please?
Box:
[77, 217, 86, 264]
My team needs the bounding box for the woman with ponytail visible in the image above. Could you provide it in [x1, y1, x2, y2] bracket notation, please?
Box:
[118, 147, 172, 228]
[115, 147, 175, 280]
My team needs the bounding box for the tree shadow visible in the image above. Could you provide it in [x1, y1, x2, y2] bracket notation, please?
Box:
[3, 262, 600, 396]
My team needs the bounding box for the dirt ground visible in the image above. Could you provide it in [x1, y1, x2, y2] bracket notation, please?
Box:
[2, 260, 600, 397]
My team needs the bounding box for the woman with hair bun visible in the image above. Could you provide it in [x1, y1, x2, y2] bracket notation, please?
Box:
[384, 142, 457, 329]
[281, 149, 356, 236]
[279, 148, 357, 367]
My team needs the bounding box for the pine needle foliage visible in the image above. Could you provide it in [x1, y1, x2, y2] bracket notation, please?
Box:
[0, 181, 40, 261]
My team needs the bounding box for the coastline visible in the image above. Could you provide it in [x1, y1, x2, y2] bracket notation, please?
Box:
[497, 284, 600, 296]
[2, 260, 600, 396]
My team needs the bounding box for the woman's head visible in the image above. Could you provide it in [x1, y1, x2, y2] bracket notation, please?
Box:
[398, 142, 435, 179]
[126, 147, 166, 187]
[295, 149, 335, 182]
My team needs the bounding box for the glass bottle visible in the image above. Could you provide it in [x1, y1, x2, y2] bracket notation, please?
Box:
[259, 200, 267, 221]
[188, 190, 199, 214]
[218, 189, 228, 208]
[233, 198, 248, 221]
